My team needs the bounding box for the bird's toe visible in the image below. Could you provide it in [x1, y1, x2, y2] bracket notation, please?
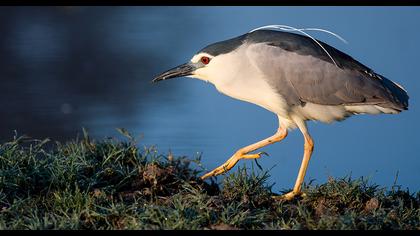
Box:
[272, 191, 305, 201]
[200, 165, 229, 180]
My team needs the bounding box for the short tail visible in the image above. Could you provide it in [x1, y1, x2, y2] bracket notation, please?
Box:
[376, 74, 409, 112]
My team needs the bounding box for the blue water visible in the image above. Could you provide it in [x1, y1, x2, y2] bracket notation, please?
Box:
[1, 6, 419, 192]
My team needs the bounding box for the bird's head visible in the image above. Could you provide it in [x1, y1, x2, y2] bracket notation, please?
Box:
[152, 34, 246, 84]
[152, 52, 216, 84]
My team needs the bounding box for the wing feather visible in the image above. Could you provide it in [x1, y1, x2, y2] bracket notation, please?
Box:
[246, 39, 408, 111]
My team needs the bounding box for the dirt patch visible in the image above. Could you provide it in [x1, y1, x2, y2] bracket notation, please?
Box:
[364, 198, 379, 212]
[208, 223, 239, 230]
[118, 163, 219, 201]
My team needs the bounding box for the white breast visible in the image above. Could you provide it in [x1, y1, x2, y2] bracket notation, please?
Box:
[203, 44, 291, 118]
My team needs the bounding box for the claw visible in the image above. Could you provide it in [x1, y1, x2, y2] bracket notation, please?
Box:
[258, 151, 269, 157]
[200, 172, 213, 180]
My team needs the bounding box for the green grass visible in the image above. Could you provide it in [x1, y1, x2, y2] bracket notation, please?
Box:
[0, 130, 419, 230]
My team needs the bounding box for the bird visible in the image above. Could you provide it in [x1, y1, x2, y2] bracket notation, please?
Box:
[152, 26, 409, 200]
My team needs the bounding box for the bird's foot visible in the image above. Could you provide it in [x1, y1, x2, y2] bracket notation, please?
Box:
[200, 152, 268, 180]
[272, 191, 307, 201]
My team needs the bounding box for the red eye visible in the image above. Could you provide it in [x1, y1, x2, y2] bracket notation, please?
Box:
[200, 56, 210, 64]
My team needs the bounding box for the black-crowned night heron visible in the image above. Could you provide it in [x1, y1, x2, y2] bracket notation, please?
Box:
[152, 26, 409, 200]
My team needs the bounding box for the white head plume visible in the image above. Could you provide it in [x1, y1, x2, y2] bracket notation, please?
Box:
[249, 24, 348, 67]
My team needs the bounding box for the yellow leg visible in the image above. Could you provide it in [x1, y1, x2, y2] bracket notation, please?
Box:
[276, 132, 314, 201]
[200, 127, 288, 180]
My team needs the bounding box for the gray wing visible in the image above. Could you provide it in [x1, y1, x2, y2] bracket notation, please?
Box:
[246, 30, 371, 71]
[245, 32, 408, 111]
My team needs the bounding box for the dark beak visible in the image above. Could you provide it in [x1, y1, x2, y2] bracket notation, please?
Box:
[152, 63, 195, 83]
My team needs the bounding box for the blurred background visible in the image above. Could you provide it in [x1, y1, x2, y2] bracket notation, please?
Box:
[0, 6, 418, 192]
